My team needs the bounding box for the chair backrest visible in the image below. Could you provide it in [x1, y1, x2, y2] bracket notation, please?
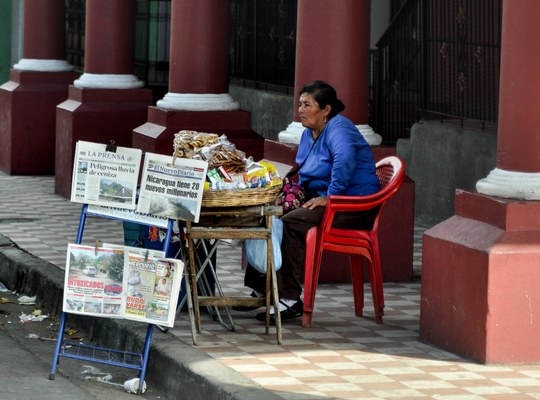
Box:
[366, 155, 405, 232]
[375, 156, 404, 197]
[320, 156, 405, 234]
[325, 156, 404, 208]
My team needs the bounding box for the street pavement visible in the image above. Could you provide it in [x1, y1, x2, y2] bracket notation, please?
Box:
[0, 287, 169, 400]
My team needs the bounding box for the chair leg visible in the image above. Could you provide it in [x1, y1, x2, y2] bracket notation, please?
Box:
[301, 312, 313, 328]
[302, 227, 319, 328]
[350, 255, 365, 317]
[368, 254, 384, 324]
[302, 227, 317, 315]
[370, 237, 384, 311]
[370, 239, 385, 321]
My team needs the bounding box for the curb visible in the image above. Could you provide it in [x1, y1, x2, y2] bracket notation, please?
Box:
[0, 234, 282, 400]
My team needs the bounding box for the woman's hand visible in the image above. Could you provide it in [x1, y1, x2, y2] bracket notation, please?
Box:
[303, 196, 327, 209]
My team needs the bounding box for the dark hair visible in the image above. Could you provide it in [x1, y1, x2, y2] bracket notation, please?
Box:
[299, 80, 345, 119]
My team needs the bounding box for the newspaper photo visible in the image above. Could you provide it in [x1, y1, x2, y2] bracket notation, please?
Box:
[63, 244, 126, 318]
[71, 140, 142, 209]
[137, 152, 208, 223]
[123, 253, 183, 327]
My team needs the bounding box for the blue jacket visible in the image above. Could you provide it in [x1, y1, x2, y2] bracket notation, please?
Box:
[296, 114, 380, 197]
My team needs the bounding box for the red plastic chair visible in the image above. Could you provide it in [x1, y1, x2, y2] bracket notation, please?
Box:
[302, 156, 405, 327]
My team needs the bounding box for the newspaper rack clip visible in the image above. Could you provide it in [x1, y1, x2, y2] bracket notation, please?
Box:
[94, 239, 102, 256]
[105, 140, 117, 153]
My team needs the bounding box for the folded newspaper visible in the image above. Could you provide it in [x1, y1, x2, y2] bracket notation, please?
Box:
[71, 141, 142, 210]
[137, 152, 208, 223]
[63, 244, 183, 328]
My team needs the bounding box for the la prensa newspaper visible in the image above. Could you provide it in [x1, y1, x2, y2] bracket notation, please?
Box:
[71, 141, 142, 210]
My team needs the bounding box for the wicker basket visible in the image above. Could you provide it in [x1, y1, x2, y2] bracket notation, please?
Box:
[202, 185, 280, 208]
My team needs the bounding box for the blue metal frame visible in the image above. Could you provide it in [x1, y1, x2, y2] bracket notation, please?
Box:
[49, 204, 173, 394]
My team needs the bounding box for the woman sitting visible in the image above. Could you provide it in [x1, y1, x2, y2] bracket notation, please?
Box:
[244, 80, 380, 323]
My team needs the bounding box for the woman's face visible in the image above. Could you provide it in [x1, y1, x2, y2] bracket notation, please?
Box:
[298, 93, 330, 133]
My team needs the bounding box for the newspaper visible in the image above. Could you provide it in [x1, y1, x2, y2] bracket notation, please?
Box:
[63, 244, 126, 318]
[137, 152, 208, 223]
[103, 243, 165, 259]
[71, 141, 142, 209]
[123, 253, 183, 327]
[63, 244, 183, 327]
[87, 204, 170, 229]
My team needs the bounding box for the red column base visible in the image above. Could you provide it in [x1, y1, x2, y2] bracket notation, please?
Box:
[373, 147, 414, 282]
[420, 190, 540, 363]
[55, 86, 153, 198]
[132, 106, 263, 159]
[0, 70, 79, 174]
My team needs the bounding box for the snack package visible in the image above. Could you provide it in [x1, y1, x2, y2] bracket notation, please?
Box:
[206, 136, 246, 173]
[209, 181, 249, 190]
[258, 160, 282, 186]
[218, 166, 233, 182]
[243, 163, 268, 183]
[207, 168, 223, 185]
[173, 130, 219, 158]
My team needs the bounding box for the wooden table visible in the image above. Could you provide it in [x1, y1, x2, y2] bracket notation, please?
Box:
[181, 204, 283, 345]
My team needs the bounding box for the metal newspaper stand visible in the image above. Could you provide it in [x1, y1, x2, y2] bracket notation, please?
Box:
[49, 203, 175, 394]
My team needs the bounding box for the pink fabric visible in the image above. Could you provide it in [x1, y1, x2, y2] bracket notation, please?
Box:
[276, 177, 310, 214]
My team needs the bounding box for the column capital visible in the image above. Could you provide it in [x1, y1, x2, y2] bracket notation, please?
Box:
[278, 121, 382, 146]
[13, 58, 73, 72]
[278, 122, 304, 144]
[156, 92, 239, 111]
[357, 124, 383, 146]
[477, 167, 540, 200]
[73, 73, 144, 89]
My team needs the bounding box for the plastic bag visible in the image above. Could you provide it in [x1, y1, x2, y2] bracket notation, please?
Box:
[244, 216, 283, 273]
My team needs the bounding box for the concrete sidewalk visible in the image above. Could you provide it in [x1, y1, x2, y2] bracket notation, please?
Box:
[0, 234, 282, 400]
[4, 172, 540, 400]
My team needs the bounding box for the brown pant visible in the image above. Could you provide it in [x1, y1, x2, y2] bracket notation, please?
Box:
[244, 205, 378, 300]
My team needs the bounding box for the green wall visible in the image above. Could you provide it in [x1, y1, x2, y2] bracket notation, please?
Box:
[0, 0, 12, 83]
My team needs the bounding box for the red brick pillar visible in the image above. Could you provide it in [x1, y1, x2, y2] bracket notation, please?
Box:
[0, 0, 78, 174]
[279, 0, 381, 145]
[476, 2, 540, 194]
[157, 0, 237, 109]
[55, 0, 152, 197]
[420, 1, 540, 363]
[73, 0, 142, 89]
[133, 0, 258, 160]
[274, 0, 409, 285]
[14, 0, 72, 72]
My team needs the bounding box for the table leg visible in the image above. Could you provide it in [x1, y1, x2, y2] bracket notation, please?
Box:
[194, 239, 235, 331]
[265, 236, 272, 335]
[183, 257, 199, 345]
[266, 215, 282, 344]
[186, 222, 202, 334]
[178, 226, 199, 345]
